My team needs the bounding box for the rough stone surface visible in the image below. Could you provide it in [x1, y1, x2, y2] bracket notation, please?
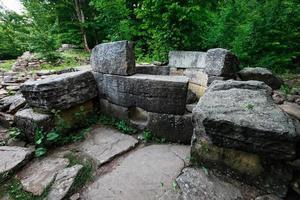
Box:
[91, 41, 135, 75]
[176, 167, 243, 200]
[188, 82, 206, 98]
[100, 99, 129, 120]
[205, 48, 239, 78]
[238, 67, 283, 89]
[255, 194, 282, 200]
[92, 72, 105, 97]
[14, 108, 53, 142]
[48, 165, 83, 200]
[186, 103, 197, 113]
[82, 144, 190, 200]
[135, 65, 170, 75]
[193, 80, 297, 160]
[20, 71, 97, 111]
[0, 94, 26, 114]
[146, 113, 193, 144]
[18, 157, 69, 196]
[0, 112, 14, 128]
[78, 126, 138, 166]
[0, 146, 34, 182]
[170, 68, 208, 86]
[0, 126, 8, 145]
[279, 102, 300, 120]
[168, 51, 207, 69]
[104, 74, 188, 114]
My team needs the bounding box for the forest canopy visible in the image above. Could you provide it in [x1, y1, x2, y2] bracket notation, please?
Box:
[0, 0, 299, 73]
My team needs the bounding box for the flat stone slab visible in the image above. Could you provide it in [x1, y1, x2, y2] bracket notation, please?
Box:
[0, 146, 34, 182]
[82, 144, 190, 200]
[193, 80, 298, 160]
[279, 102, 300, 121]
[168, 51, 207, 69]
[176, 167, 243, 200]
[20, 71, 97, 111]
[104, 74, 188, 114]
[91, 40, 135, 75]
[18, 157, 69, 196]
[78, 126, 138, 166]
[48, 164, 83, 200]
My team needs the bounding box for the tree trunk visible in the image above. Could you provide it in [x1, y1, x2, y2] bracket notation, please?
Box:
[73, 0, 90, 52]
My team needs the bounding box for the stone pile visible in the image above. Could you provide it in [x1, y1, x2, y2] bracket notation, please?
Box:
[91, 40, 193, 143]
[11, 51, 46, 72]
[13, 70, 98, 141]
[191, 80, 299, 197]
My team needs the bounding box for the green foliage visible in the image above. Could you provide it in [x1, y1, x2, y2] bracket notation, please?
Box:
[0, 59, 16, 71]
[99, 114, 137, 135]
[245, 103, 255, 110]
[280, 84, 292, 95]
[139, 129, 167, 143]
[8, 127, 22, 140]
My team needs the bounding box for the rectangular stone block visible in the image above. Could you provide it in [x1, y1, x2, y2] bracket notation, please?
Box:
[20, 71, 98, 111]
[92, 72, 105, 97]
[14, 109, 54, 142]
[188, 83, 206, 98]
[168, 51, 206, 69]
[91, 41, 135, 75]
[170, 68, 208, 86]
[135, 65, 170, 75]
[104, 74, 188, 115]
[100, 99, 129, 120]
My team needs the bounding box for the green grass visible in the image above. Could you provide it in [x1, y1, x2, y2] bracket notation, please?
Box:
[0, 59, 16, 71]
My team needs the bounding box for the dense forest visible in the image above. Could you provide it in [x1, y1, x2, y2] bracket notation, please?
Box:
[0, 0, 299, 73]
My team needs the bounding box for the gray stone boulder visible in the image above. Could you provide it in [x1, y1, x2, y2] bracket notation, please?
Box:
[14, 109, 54, 142]
[238, 67, 283, 89]
[204, 48, 240, 78]
[176, 167, 244, 200]
[104, 74, 188, 115]
[168, 51, 207, 69]
[0, 146, 34, 182]
[20, 71, 98, 111]
[193, 80, 298, 160]
[91, 40, 135, 75]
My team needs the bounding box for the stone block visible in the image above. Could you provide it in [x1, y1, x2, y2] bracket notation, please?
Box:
[91, 40, 135, 75]
[104, 74, 188, 115]
[193, 80, 298, 160]
[135, 65, 170, 75]
[20, 71, 98, 111]
[100, 99, 129, 120]
[170, 68, 208, 86]
[168, 51, 206, 69]
[205, 48, 239, 78]
[92, 72, 105, 97]
[14, 108, 54, 142]
[188, 83, 206, 98]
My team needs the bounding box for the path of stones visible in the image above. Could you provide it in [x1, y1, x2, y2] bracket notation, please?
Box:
[1, 125, 266, 200]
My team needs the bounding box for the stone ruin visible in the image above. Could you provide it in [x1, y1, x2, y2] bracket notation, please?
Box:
[1, 40, 300, 199]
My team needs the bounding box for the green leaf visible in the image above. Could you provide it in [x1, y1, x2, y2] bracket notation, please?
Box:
[35, 147, 47, 157]
[46, 131, 60, 142]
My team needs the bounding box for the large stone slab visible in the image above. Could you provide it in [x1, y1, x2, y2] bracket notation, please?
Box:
[18, 157, 69, 196]
[20, 71, 97, 111]
[78, 126, 138, 166]
[204, 48, 239, 78]
[91, 40, 135, 75]
[0, 146, 34, 182]
[176, 167, 243, 200]
[82, 144, 190, 200]
[193, 80, 298, 160]
[14, 108, 53, 142]
[168, 51, 206, 69]
[104, 74, 188, 114]
[48, 164, 83, 200]
[238, 67, 283, 89]
[135, 65, 170, 75]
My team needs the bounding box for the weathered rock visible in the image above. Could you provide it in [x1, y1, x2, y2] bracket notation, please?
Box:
[100, 99, 129, 120]
[20, 71, 98, 111]
[78, 126, 138, 166]
[279, 102, 300, 120]
[18, 157, 69, 196]
[0, 112, 14, 128]
[186, 89, 198, 104]
[14, 108, 53, 142]
[188, 82, 206, 98]
[91, 40, 135, 75]
[191, 138, 293, 197]
[135, 65, 170, 75]
[0, 94, 25, 112]
[0, 126, 8, 145]
[0, 146, 34, 182]
[255, 195, 282, 200]
[205, 48, 239, 78]
[186, 103, 197, 113]
[272, 93, 285, 104]
[48, 164, 83, 200]
[104, 74, 188, 114]
[238, 67, 283, 89]
[176, 167, 243, 200]
[82, 144, 190, 200]
[170, 68, 208, 86]
[146, 113, 193, 144]
[168, 51, 207, 69]
[193, 80, 298, 160]
[92, 72, 105, 97]
[7, 95, 26, 114]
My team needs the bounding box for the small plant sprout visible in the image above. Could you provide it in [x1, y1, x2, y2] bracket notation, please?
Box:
[245, 103, 254, 110]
